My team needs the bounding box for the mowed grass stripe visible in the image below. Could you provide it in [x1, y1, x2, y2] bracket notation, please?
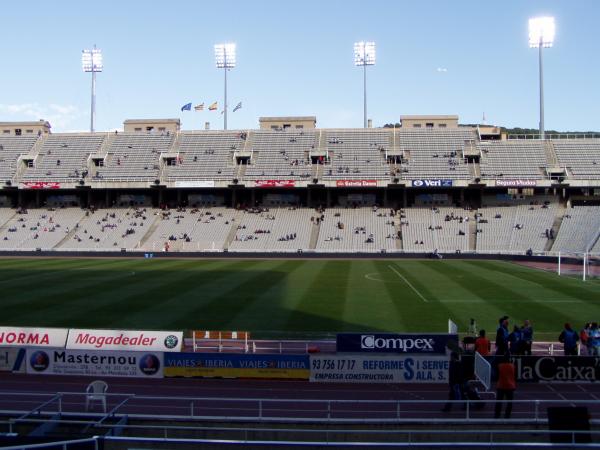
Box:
[175, 260, 296, 331]
[3, 259, 201, 327]
[0, 258, 154, 312]
[285, 260, 352, 333]
[103, 259, 240, 329]
[82, 259, 248, 329]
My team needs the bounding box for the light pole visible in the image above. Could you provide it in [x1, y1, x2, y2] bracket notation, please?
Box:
[82, 46, 103, 133]
[529, 17, 555, 140]
[354, 41, 376, 128]
[215, 43, 236, 131]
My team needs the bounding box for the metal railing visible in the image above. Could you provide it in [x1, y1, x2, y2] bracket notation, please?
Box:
[2, 391, 600, 425]
[1, 430, 600, 449]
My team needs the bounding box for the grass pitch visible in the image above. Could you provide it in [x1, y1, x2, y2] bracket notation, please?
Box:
[1, 257, 599, 340]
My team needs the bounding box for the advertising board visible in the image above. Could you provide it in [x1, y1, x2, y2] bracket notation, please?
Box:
[337, 333, 457, 354]
[26, 349, 163, 378]
[310, 354, 448, 383]
[411, 179, 453, 188]
[67, 329, 183, 352]
[0, 327, 68, 348]
[255, 180, 296, 188]
[495, 179, 538, 187]
[336, 180, 377, 187]
[164, 353, 310, 379]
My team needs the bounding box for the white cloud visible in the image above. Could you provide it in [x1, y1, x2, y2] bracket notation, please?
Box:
[436, 67, 448, 73]
[0, 102, 82, 131]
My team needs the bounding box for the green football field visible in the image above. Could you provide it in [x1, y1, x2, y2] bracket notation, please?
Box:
[1, 257, 599, 340]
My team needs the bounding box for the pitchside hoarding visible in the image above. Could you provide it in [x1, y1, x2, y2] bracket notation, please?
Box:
[26, 348, 164, 378]
[0, 327, 69, 348]
[337, 333, 457, 354]
[164, 353, 310, 379]
[310, 354, 448, 383]
[66, 329, 183, 352]
[0, 348, 26, 373]
[485, 356, 600, 383]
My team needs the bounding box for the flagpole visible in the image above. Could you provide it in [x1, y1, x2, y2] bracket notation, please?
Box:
[224, 65, 228, 130]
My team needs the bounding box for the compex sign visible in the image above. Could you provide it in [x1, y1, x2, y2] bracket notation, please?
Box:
[337, 333, 457, 354]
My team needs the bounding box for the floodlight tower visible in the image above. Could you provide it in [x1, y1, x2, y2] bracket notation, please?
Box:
[354, 41, 376, 128]
[82, 46, 103, 133]
[529, 17, 555, 140]
[215, 43, 236, 131]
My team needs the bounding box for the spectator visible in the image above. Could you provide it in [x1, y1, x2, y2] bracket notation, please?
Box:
[495, 316, 509, 355]
[475, 329, 490, 356]
[558, 323, 579, 356]
[494, 354, 516, 419]
[589, 323, 600, 356]
[442, 352, 464, 412]
[521, 320, 533, 355]
[508, 326, 522, 355]
[580, 323, 592, 355]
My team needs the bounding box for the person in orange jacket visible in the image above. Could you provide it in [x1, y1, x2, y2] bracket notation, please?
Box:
[494, 353, 516, 419]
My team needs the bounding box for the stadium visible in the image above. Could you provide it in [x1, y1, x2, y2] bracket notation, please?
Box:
[2, 3, 600, 449]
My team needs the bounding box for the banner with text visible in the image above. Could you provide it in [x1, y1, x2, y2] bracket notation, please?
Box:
[67, 329, 183, 352]
[495, 179, 537, 188]
[337, 333, 457, 354]
[0, 327, 69, 348]
[26, 349, 163, 378]
[255, 180, 296, 188]
[484, 356, 600, 383]
[411, 179, 453, 188]
[164, 353, 309, 379]
[310, 354, 448, 383]
[20, 182, 61, 189]
[336, 180, 377, 188]
[0, 348, 26, 373]
[174, 181, 215, 188]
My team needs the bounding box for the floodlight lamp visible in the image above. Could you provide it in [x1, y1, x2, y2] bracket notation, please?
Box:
[529, 17, 555, 48]
[354, 41, 375, 66]
[215, 43, 236, 68]
[82, 48, 103, 72]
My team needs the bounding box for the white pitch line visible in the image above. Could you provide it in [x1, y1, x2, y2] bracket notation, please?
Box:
[388, 264, 429, 303]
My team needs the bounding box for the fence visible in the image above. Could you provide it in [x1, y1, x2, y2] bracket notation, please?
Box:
[2, 391, 600, 425]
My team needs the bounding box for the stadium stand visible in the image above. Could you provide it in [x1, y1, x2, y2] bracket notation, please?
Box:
[315, 207, 397, 252]
[94, 133, 174, 181]
[21, 134, 105, 183]
[552, 139, 600, 179]
[2, 128, 600, 255]
[164, 131, 241, 182]
[244, 130, 315, 180]
[141, 207, 238, 251]
[0, 136, 38, 183]
[552, 205, 600, 253]
[478, 141, 549, 179]
[58, 208, 155, 250]
[322, 130, 390, 180]
[401, 207, 470, 253]
[0, 208, 85, 250]
[229, 207, 313, 251]
[397, 128, 474, 180]
[476, 199, 557, 253]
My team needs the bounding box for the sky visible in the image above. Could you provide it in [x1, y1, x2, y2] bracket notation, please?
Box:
[0, 0, 598, 132]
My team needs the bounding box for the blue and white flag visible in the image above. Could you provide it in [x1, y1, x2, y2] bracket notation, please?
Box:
[181, 102, 192, 112]
[233, 102, 242, 112]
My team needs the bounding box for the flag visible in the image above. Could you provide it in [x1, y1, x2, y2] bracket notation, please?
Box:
[233, 102, 242, 112]
[194, 103, 204, 111]
[181, 102, 192, 112]
[208, 102, 218, 111]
